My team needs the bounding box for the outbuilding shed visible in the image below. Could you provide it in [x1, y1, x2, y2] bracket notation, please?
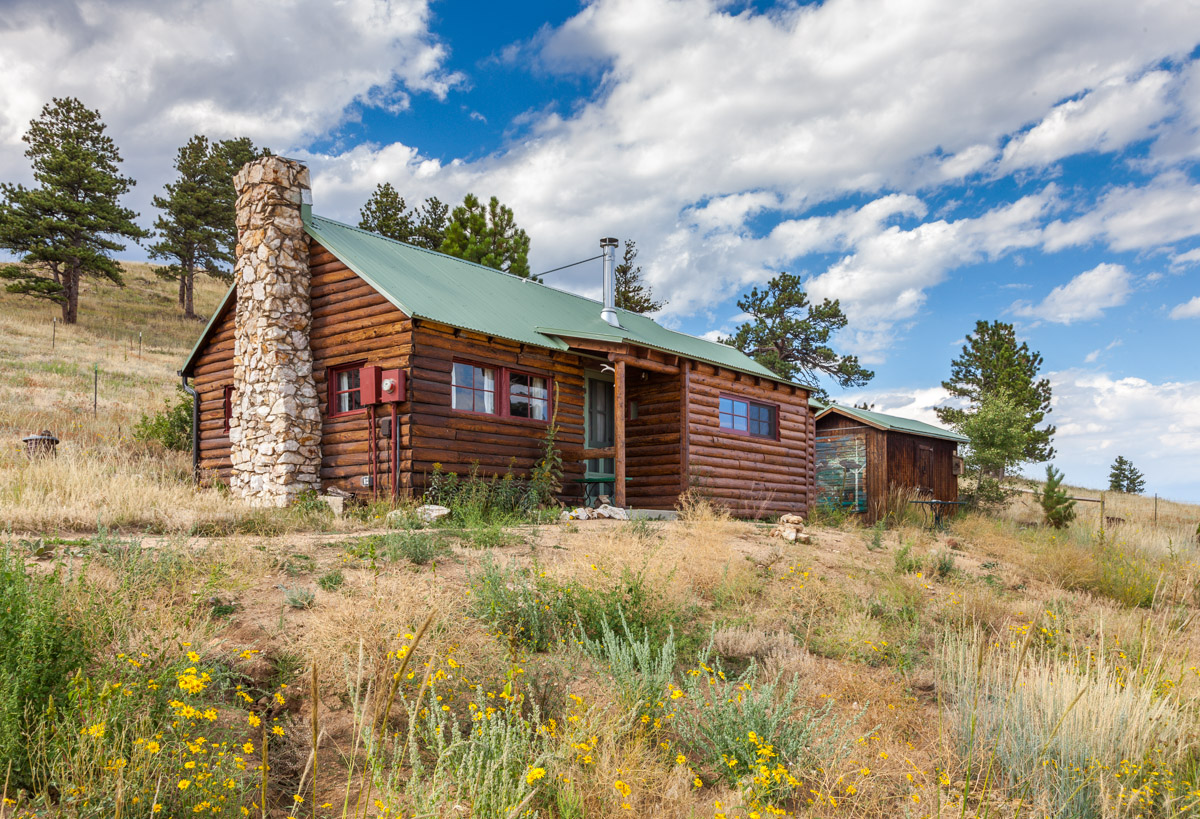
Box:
[813, 403, 967, 522]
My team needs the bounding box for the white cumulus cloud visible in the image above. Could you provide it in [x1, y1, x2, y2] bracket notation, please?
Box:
[1011, 263, 1133, 324]
[1170, 296, 1200, 320]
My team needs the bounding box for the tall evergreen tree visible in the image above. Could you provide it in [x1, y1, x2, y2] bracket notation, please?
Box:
[358, 182, 414, 242]
[410, 195, 448, 250]
[1108, 455, 1146, 494]
[358, 185, 449, 251]
[936, 320, 1055, 462]
[149, 135, 262, 318]
[725, 272, 873, 393]
[0, 97, 146, 324]
[440, 193, 531, 277]
[614, 239, 666, 313]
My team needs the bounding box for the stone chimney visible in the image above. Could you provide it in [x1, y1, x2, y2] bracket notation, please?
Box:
[228, 156, 322, 506]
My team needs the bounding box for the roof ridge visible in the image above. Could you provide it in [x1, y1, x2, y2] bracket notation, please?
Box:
[309, 212, 747, 360]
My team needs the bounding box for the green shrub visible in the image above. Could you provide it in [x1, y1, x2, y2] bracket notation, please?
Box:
[343, 531, 451, 565]
[468, 557, 686, 653]
[0, 548, 91, 789]
[672, 641, 861, 804]
[317, 569, 345, 591]
[460, 524, 522, 550]
[426, 463, 544, 524]
[1040, 465, 1077, 529]
[576, 610, 676, 710]
[132, 385, 193, 451]
[468, 557, 571, 651]
[402, 685, 554, 817]
[284, 586, 316, 609]
[893, 542, 922, 574]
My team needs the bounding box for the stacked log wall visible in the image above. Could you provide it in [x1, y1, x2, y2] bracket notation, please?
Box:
[192, 309, 236, 483]
[407, 321, 587, 502]
[625, 369, 683, 509]
[308, 242, 413, 495]
[685, 363, 812, 517]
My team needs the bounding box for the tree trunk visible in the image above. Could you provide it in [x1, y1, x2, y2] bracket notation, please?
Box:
[183, 267, 195, 319]
[63, 269, 79, 324]
[178, 275, 186, 311]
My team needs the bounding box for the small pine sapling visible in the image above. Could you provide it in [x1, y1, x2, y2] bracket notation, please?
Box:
[1040, 464, 1077, 529]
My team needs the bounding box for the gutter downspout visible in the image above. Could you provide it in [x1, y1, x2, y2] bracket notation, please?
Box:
[179, 370, 199, 483]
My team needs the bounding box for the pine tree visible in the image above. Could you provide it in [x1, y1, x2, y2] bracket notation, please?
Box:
[614, 240, 666, 313]
[411, 196, 448, 250]
[936, 320, 1055, 462]
[955, 388, 1032, 509]
[0, 97, 146, 324]
[149, 135, 261, 318]
[358, 186, 449, 250]
[1108, 455, 1146, 494]
[441, 194, 530, 277]
[358, 182, 414, 242]
[1040, 464, 1077, 529]
[726, 272, 873, 393]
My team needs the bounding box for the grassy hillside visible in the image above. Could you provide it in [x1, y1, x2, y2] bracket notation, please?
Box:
[2, 262, 1199, 818]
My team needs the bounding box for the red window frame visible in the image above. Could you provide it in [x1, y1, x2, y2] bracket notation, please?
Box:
[451, 359, 553, 423]
[719, 393, 779, 440]
[328, 361, 366, 417]
[222, 385, 234, 433]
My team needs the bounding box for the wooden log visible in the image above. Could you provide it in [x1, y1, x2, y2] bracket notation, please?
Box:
[615, 359, 626, 507]
[609, 354, 679, 375]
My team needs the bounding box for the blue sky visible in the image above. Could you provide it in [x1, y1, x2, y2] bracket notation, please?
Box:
[1, 0, 1198, 498]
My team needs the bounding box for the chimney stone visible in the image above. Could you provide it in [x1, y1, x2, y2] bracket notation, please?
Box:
[229, 156, 322, 506]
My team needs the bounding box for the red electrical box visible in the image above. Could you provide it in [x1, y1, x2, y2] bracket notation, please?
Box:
[379, 368, 405, 403]
[358, 366, 405, 405]
[359, 366, 381, 405]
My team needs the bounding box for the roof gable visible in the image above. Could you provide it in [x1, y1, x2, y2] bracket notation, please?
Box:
[815, 404, 968, 444]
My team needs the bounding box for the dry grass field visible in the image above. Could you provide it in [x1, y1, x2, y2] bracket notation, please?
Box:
[2, 266, 1200, 819]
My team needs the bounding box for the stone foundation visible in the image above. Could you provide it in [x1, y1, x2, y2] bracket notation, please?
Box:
[228, 157, 322, 506]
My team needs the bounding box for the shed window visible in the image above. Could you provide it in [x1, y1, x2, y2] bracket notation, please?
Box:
[508, 372, 550, 420]
[453, 362, 497, 414]
[719, 395, 778, 439]
[329, 364, 364, 416]
[222, 386, 234, 433]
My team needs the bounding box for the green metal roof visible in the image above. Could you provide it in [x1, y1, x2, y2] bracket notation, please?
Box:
[815, 403, 968, 444]
[183, 213, 810, 387]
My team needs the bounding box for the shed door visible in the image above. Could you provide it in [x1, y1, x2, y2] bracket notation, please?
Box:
[917, 444, 934, 496]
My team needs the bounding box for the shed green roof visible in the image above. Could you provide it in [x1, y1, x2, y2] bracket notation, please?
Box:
[184, 212, 809, 388]
[815, 403, 968, 444]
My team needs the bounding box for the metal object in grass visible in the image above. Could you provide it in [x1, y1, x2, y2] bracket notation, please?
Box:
[909, 498, 964, 529]
[22, 430, 59, 458]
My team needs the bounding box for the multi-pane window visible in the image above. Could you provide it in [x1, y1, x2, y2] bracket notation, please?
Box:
[330, 364, 364, 415]
[719, 395, 778, 439]
[452, 362, 497, 414]
[508, 372, 550, 420]
[452, 360, 551, 421]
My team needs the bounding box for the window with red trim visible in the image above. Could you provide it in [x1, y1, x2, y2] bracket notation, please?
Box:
[452, 360, 552, 422]
[329, 363, 365, 416]
[452, 362, 496, 414]
[508, 371, 550, 420]
[719, 395, 778, 439]
[222, 386, 234, 433]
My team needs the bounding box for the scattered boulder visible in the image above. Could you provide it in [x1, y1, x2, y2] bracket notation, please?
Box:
[560, 504, 629, 521]
[415, 504, 452, 523]
[769, 513, 812, 544]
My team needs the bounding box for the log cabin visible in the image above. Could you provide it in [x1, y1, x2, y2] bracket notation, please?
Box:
[180, 156, 817, 515]
[813, 403, 967, 523]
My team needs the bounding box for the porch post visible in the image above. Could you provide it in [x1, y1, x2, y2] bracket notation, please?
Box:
[614, 358, 626, 508]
